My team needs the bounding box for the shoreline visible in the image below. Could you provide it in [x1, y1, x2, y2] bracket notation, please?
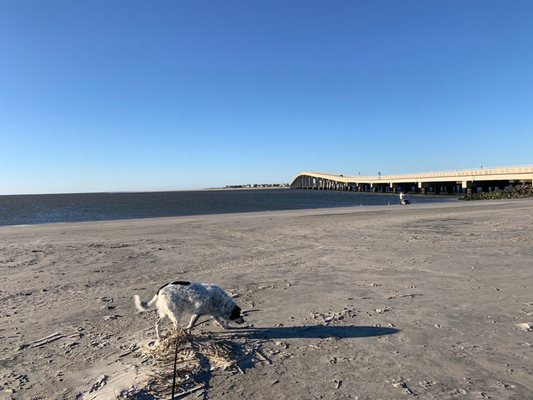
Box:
[1, 199, 532, 399]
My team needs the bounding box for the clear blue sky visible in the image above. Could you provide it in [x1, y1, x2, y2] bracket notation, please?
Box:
[1, 1, 532, 194]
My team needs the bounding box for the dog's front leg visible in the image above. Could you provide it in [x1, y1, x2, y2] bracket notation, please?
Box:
[186, 314, 199, 333]
[214, 316, 229, 330]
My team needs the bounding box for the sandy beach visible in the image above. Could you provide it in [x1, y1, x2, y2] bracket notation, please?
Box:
[1, 200, 532, 399]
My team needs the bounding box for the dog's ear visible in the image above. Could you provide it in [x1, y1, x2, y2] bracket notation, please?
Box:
[171, 281, 190, 286]
[229, 305, 242, 320]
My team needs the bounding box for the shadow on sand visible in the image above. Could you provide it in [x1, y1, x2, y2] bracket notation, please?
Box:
[217, 324, 400, 340]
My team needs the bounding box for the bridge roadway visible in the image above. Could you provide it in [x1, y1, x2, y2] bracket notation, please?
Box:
[290, 166, 533, 194]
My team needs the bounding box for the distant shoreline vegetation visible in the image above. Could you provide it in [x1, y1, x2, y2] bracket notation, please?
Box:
[212, 183, 290, 190]
[461, 184, 533, 201]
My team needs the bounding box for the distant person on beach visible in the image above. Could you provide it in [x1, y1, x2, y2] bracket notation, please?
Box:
[399, 192, 410, 205]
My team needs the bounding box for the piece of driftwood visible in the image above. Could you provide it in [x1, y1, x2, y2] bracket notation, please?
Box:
[174, 384, 205, 399]
[30, 332, 63, 348]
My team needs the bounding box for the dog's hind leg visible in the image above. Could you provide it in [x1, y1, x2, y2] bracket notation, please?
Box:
[186, 314, 199, 333]
[155, 315, 165, 340]
[167, 313, 180, 334]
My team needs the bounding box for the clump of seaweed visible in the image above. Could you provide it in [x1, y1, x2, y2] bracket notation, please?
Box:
[122, 331, 257, 399]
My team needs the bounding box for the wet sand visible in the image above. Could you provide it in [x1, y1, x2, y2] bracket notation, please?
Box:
[1, 200, 532, 399]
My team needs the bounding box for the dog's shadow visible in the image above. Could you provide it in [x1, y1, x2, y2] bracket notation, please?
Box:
[218, 324, 399, 340]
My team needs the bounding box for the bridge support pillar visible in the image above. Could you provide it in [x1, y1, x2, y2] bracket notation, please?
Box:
[462, 180, 476, 195]
[418, 181, 430, 195]
[461, 180, 470, 194]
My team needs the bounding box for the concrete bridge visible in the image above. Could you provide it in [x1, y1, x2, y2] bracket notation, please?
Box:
[290, 166, 533, 195]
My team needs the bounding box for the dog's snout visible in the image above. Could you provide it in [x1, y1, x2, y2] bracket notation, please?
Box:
[234, 317, 245, 324]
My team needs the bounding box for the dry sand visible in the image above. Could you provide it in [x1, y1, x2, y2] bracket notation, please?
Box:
[1, 200, 532, 399]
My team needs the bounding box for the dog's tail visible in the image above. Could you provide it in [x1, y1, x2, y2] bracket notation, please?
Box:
[133, 293, 158, 312]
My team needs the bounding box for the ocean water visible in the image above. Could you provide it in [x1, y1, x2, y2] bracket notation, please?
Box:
[0, 189, 455, 226]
